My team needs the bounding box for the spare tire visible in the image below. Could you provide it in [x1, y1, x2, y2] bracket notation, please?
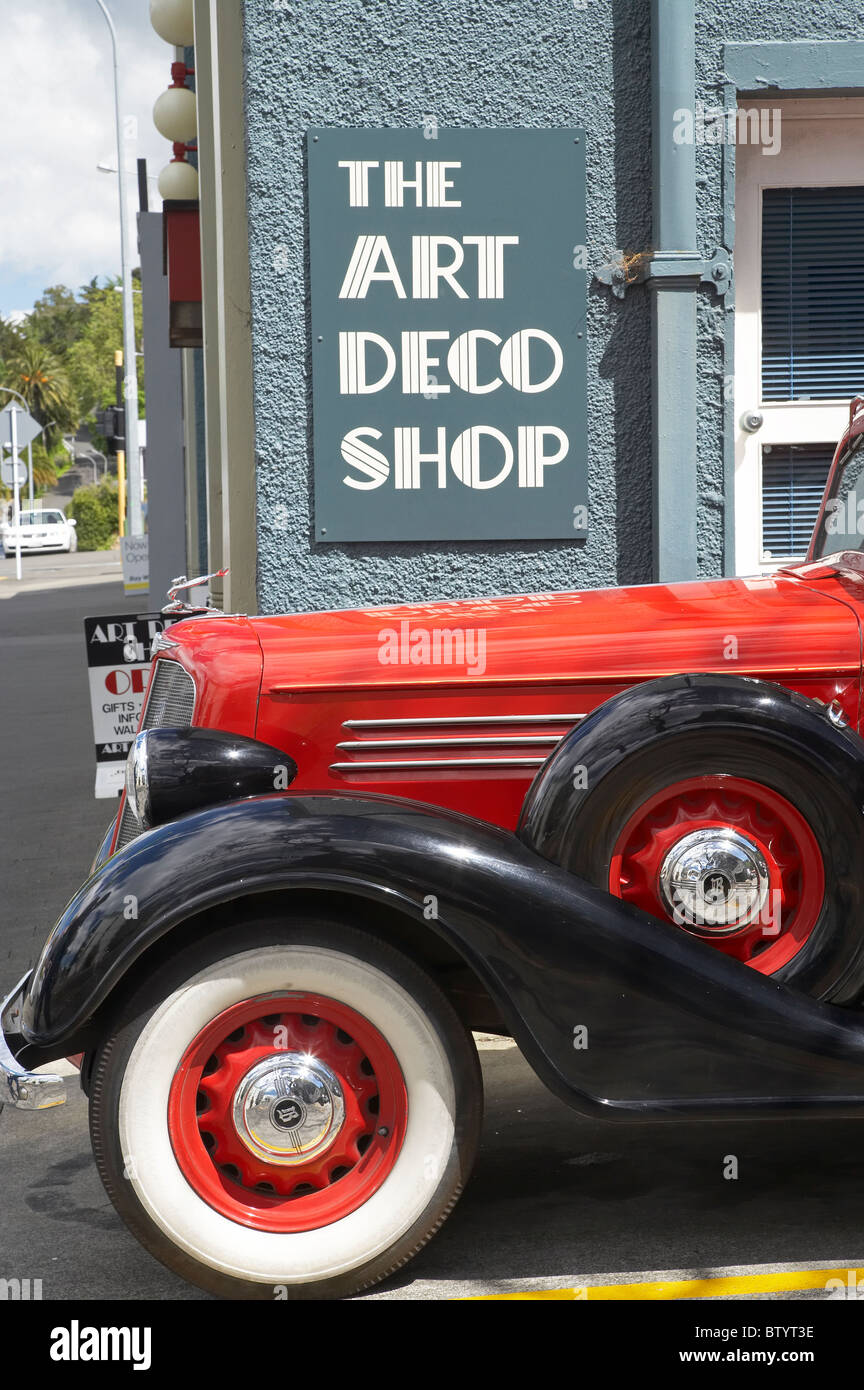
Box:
[518, 674, 864, 1005]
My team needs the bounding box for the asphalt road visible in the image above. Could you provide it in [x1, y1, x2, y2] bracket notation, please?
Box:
[2, 558, 864, 1303]
[0, 545, 126, 596]
[0, 555, 135, 976]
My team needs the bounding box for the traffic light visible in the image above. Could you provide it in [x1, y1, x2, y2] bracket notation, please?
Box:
[94, 406, 126, 454]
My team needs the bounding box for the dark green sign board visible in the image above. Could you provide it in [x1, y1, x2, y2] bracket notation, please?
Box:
[308, 128, 586, 542]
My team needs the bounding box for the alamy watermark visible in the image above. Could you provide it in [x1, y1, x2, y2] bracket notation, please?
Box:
[0, 1277, 42, 1300]
[673, 102, 781, 156]
[50, 1323, 151, 1371]
[377, 620, 487, 675]
[672, 888, 781, 937]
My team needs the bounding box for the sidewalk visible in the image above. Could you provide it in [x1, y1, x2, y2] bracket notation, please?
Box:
[0, 547, 124, 598]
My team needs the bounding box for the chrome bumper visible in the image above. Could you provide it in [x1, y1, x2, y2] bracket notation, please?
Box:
[0, 973, 66, 1110]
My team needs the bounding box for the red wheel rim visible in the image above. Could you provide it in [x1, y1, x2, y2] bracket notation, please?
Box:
[608, 775, 825, 974]
[168, 993, 407, 1232]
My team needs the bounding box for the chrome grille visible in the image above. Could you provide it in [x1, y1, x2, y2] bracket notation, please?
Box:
[112, 659, 196, 854]
[141, 659, 196, 729]
[114, 800, 140, 852]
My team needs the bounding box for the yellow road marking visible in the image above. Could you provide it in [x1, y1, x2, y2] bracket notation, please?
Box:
[465, 1266, 859, 1300]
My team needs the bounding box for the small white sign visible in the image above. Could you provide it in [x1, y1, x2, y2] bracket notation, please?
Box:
[121, 535, 149, 594]
[84, 611, 181, 798]
[0, 456, 27, 487]
[95, 763, 127, 799]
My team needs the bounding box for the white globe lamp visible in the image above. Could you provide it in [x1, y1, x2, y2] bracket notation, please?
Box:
[153, 84, 197, 143]
[158, 158, 199, 200]
[149, 0, 194, 47]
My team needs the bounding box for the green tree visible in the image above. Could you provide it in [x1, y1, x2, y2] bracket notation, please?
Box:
[65, 278, 144, 423]
[67, 478, 120, 550]
[0, 316, 24, 361]
[27, 439, 65, 495]
[26, 286, 89, 359]
[0, 316, 25, 390]
[3, 341, 78, 448]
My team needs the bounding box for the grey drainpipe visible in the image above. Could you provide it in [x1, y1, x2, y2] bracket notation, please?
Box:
[648, 0, 700, 582]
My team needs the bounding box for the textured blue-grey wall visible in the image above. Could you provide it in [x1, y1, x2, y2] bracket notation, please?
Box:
[240, 0, 864, 613]
[242, 0, 651, 612]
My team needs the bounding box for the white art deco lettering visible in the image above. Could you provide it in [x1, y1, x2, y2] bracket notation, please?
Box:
[334, 159, 569, 493]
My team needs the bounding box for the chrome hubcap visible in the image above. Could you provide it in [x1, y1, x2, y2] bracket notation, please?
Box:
[658, 827, 770, 935]
[231, 1053, 346, 1165]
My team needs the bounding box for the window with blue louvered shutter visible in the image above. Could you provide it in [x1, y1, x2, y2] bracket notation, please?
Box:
[762, 187, 864, 401]
[761, 443, 833, 560]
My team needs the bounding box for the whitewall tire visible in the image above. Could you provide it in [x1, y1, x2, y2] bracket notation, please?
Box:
[89, 916, 483, 1299]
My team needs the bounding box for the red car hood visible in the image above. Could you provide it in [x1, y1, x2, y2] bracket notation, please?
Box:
[243, 571, 862, 694]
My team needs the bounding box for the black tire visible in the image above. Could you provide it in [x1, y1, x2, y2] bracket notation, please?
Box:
[89, 915, 483, 1300]
[541, 729, 864, 1004]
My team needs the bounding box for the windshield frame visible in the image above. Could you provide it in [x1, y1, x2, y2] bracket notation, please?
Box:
[808, 406, 864, 563]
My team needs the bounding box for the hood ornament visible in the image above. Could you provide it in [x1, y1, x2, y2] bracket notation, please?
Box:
[162, 567, 229, 616]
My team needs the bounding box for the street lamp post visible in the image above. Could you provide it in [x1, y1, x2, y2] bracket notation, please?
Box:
[94, 0, 143, 537]
[88, 449, 108, 484]
[0, 386, 34, 580]
[10, 408, 21, 580]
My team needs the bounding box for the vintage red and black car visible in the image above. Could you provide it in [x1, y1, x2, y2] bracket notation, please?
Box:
[7, 402, 864, 1299]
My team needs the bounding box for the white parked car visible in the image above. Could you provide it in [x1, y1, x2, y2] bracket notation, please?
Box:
[2, 508, 78, 556]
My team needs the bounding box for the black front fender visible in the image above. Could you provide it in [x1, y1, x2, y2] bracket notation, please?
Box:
[22, 792, 864, 1120]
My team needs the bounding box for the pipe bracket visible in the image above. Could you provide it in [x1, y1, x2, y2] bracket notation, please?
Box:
[595, 247, 732, 298]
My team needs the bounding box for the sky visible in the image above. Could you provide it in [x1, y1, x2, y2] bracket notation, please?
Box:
[0, 0, 172, 321]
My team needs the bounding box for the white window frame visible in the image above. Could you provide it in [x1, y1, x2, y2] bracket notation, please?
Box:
[733, 97, 864, 574]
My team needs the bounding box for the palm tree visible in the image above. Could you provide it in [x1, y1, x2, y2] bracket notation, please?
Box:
[3, 341, 78, 449]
